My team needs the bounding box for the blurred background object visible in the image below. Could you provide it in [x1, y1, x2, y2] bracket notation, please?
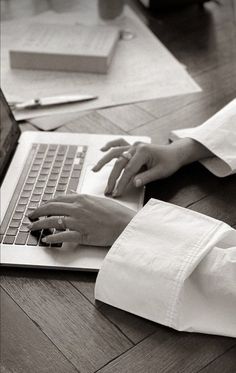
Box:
[138, 0, 212, 11]
[98, 0, 125, 20]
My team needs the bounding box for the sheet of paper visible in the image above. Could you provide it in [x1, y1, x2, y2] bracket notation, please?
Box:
[1, 5, 201, 121]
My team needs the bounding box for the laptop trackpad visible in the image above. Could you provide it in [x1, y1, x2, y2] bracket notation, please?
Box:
[80, 165, 143, 211]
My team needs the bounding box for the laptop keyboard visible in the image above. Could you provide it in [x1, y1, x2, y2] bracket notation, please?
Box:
[0, 143, 87, 247]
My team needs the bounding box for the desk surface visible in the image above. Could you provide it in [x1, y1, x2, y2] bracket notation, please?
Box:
[1, 1, 236, 372]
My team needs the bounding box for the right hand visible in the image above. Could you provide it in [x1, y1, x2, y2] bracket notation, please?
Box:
[92, 138, 187, 197]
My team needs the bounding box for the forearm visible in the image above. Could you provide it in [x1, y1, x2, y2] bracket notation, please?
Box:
[172, 137, 213, 168]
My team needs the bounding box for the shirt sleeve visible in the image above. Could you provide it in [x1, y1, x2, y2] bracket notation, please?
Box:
[170, 99, 236, 177]
[95, 199, 236, 338]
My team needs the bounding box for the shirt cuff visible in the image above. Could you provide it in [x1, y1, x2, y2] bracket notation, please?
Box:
[95, 199, 225, 331]
[170, 99, 236, 177]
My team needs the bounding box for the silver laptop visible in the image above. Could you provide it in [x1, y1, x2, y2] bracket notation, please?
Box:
[0, 89, 150, 271]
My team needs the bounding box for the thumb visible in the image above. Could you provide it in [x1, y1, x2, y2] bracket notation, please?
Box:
[134, 167, 161, 187]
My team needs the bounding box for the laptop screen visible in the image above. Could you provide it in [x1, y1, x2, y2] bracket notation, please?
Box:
[0, 89, 21, 183]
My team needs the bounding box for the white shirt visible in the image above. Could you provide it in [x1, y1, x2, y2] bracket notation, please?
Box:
[95, 99, 236, 338]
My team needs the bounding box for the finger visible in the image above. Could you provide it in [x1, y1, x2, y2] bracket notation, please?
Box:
[42, 230, 82, 244]
[134, 167, 162, 187]
[105, 156, 128, 195]
[113, 152, 147, 197]
[28, 216, 76, 231]
[100, 138, 130, 151]
[92, 146, 129, 172]
[45, 194, 79, 204]
[28, 202, 75, 220]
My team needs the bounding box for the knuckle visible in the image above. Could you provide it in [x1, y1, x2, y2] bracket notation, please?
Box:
[115, 157, 124, 166]
[136, 143, 147, 153]
[133, 141, 142, 147]
[124, 165, 133, 176]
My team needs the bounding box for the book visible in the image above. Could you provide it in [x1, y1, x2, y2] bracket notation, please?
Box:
[9, 23, 120, 74]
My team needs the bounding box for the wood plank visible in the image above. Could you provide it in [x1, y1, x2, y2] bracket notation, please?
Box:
[188, 175, 236, 226]
[144, 162, 225, 208]
[0, 287, 78, 373]
[1, 276, 132, 373]
[98, 303, 157, 344]
[98, 104, 155, 131]
[98, 330, 236, 373]
[71, 276, 157, 344]
[200, 345, 236, 373]
[56, 111, 128, 135]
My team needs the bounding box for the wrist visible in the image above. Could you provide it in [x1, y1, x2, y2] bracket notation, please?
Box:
[173, 138, 213, 168]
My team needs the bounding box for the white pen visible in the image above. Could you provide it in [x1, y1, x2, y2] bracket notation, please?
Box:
[10, 94, 98, 110]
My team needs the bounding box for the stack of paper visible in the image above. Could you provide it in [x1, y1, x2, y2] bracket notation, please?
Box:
[10, 23, 119, 74]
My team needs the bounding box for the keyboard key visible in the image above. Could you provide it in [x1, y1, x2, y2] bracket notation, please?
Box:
[9, 220, 20, 229]
[18, 197, 28, 205]
[6, 227, 18, 236]
[61, 171, 70, 178]
[42, 163, 51, 169]
[13, 212, 24, 220]
[47, 180, 56, 187]
[35, 154, 44, 160]
[49, 175, 58, 181]
[23, 184, 33, 191]
[15, 205, 26, 213]
[21, 191, 31, 198]
[3, 235, 15, 244]
[29, 171, 38, 178]
[35, 181, 45, 188]
[19, 224, 29, 232]
[0, 235, 3, 243]
[26, 177, 36, 184]
[48, 144, 57, 151]
[42, 194, 53, 202]
[45, 187, 54, 194]
[54, 192, 64, 198]
[51, 168, 60, 174]
[15, 232, 29, 245]
[67, 178, 80, 192]
[31, 195, 41, 202]
[31, 165, 40, 172]
[40, 169, 49, 175]
[33, 187, 44, 195]
[73, 164, 82, 171]
[58, 177, 68, 185]
[58, 145, 67, 154]
[55, 155, 64, 161]
[28, 202, 39, 209]
[33, 159, 41, 165]
[62, 165, 71, 171]
[22, 216, 31, 225]
[27, 233, 39, 246]
[71, 170, 81, 178]
[38, 175, 47, 182]
[56, 185, 66, 192]
[38, 144, 47, 153]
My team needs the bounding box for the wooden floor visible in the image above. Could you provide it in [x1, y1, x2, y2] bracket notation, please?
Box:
[1, 1, 236, 372]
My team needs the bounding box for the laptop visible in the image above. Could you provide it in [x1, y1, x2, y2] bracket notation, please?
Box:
[0, 89, 150, 271]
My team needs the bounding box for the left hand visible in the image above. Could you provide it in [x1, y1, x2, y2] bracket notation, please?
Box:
[28, 194, 135, 246]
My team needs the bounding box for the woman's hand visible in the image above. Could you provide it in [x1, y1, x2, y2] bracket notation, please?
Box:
[28, 194, 135, 246]
[92, 137, 213, 197]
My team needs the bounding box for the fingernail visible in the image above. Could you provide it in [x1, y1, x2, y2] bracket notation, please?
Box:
[42, 237, 47, 243]
[112, 189, 119, 198]
[100, 147, 106, 151]
[134, 178, 142, 187]
[92, 165, 96, 171]
[27, 224, 32, 230]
